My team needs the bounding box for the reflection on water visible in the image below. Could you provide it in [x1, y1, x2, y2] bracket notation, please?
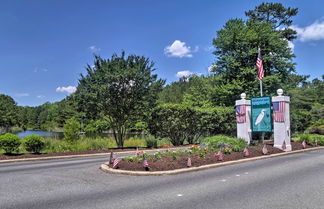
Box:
[16, 130, 64, 138]
[15, 130, 145, 139]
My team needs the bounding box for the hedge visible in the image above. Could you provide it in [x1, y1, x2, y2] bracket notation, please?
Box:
[148, 104, 235, 146]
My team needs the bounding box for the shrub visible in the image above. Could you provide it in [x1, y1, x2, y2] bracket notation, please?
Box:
[124, 137, 145, 147]
[145, 135, 158, 148]
[294, 134, 324, 146]
[202, 135, 247, 152]
[63, 118, 80, 142]
[24, 134, 45, 153]
[148, 104, 235, 146]
[0, 133, 21, 154]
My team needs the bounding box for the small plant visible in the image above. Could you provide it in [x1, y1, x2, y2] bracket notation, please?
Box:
[198, 152, 206, 159]
[145, 135, 158, 148]
[24, 134, 45, 153]
[0, 133, 21, 154]
[223, 147, 232, 154]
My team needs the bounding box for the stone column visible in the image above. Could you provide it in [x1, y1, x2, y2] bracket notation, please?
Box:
[272, 89, 291, 151]
[236, 93, 252, 144]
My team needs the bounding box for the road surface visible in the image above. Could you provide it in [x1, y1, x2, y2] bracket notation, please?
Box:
[1, 149, 324, 209]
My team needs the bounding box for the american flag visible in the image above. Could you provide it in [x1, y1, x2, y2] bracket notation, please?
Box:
[302, 140, 306, 149]
[282, 140, 286, 150]
[216, 151, 223, 161]
[187, 157, 192, 167]
[256, 47, 264, 80]
[112, 158, 120, 169]
[262, 144, 268, 155]
[142, 158, 149, 168]
[236, 105, 246, 123]
[243, 147, 250, 157]
[273, 101, 285, 122]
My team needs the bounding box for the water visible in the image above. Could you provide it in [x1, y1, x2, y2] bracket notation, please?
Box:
[15, 130, 145, 139]
[16, 130, 64, 139]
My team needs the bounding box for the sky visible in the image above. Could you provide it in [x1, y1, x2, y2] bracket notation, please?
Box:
[1, 0, 324, 106]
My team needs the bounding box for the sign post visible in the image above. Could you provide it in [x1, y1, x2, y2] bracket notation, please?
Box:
[272, 89, 291, 151]
[235, 93, 252, 144]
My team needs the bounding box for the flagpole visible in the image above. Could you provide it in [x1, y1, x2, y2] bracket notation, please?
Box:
[260, 79, 263, 97]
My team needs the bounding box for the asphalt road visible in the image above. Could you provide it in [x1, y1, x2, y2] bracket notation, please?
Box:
[1, 149, 324, 209]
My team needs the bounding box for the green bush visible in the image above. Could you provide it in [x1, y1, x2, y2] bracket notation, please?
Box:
[145, 135, 158, 148]
[202, 135, 247, 152]
[63, 118, 80, 142]
[148, 104, 235, 146]
[294, 134, 324, 146]
[0, 133, 21, 154]
[124, 137, 146, 147]
[24, 134, 45, 153]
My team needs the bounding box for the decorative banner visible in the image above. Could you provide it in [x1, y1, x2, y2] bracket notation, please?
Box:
[251, 97, 272, 132]
[236, 104, 246, 123]
[273, 101, 285, 122]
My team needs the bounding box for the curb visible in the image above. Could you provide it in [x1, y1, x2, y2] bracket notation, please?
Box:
[0, 147, 187, 164]
[100, 146, 324, 176]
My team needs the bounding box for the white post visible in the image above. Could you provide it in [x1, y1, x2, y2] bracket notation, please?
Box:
[273, 89, 291, 151]
[236, 93, 252, 144]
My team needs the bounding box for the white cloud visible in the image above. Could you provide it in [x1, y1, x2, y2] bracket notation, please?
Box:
[176, 70, 194, 78]
[89, 45, 100, 52]
[14, 93, 29, 97]
[291, 20, 324, 42]
[56, 86, 77, 94]
[34, 68, 48, 73]
[287, 41, 295, 51]
[37, 95, 45, 98]
[164, 40, 197, 58]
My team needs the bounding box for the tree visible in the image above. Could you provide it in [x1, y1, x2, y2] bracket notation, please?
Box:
[0, 94, 18, 132]
[211, 3, 298, 105]
[63, 118, 80, 142]
[75, 52, 165, 147]
[245, 2, 298, 40]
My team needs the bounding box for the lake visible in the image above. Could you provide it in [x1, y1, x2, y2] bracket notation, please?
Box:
[16, 130, 64, 138]
[15, 130, 145, 139]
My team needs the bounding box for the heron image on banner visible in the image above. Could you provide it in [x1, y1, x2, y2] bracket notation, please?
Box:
[251, 97, 272, 132]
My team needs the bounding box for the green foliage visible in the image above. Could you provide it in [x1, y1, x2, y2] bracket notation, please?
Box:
[294, 134, 324, 146]
[75, 52, 165, 147]
[149, 104, 235, 146]
[124, 137, 146, 148]
[223, 147, 232, 154]
[0, 133, 21, 154]
[211, 3, 297, 106]
[145, 135, 158, 148]
[44, 137, 116, 153]
[308, 119, 324, 135]
[0, 94, 18, 131]
[23, 134, 45, 153]
[202, 135, 247, 152]
[63, 118, 80, 142]
[84, 118, 110, 133]
[245, 2, 298, 40]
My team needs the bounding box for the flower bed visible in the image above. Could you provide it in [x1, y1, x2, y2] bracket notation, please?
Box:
[109, 142, 315, 172]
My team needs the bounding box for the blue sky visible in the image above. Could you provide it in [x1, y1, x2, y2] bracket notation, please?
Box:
[1, 0, 323, 106]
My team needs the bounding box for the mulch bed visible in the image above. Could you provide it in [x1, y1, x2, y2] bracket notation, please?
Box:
[111, 142, 316, 172]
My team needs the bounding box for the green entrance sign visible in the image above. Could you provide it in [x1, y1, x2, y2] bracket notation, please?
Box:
[251, 97, 272, 132]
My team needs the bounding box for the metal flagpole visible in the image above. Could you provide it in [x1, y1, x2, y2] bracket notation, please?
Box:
[260, 79, 263, 97]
